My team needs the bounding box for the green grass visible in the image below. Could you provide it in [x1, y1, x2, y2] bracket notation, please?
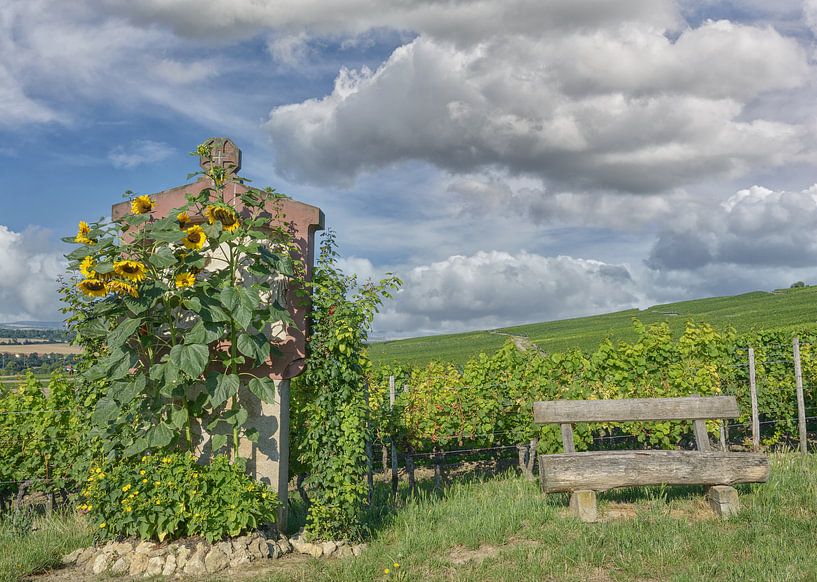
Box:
[0, 509, 93, 582]
[369, 286, 817, 366]
[256, 453, 817, 582]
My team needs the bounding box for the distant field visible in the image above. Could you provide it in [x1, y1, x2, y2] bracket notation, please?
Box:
[0, 343, 82, 355]
[369, 286, 817, 366]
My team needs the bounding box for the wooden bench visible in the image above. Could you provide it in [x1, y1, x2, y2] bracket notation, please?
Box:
[533, 396, 770, 522]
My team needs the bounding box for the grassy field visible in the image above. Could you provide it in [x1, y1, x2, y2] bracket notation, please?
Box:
[369, 286, 817, 366]
[0, 344, 81, 355]
[7, 454, 817, 581]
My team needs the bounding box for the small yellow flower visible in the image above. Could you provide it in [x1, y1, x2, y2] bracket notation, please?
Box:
[131, 195, 155, 214]
[141, 456, 148, 462]
[162, 456, 172, 464]
[182, 225, 207, 250]
[142, 479, 148, 484]
[140, 469, 146, 475]
[393, 562, 399, 568]
[384, 568, 390, 574]
[75, 221, 96, 245]
[156, 500, 161, 505]
[177, 211, 191, 229]
[77, 278, 107, 298]
[125, 507, 132, 513]
[154, 481, 161, 486]
[114, 260, 147, 282]
[175, 272, 195, 288]
[99, 522, 106, 529]
[205, 205, 240, 232]
[106, 279, 139, 298]
[121, 484, 132, 492]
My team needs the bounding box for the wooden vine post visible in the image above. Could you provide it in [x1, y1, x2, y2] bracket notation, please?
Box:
[793, 337, 807, 453]
[389, 376, 399, 498]
[748, 347, 760, 452]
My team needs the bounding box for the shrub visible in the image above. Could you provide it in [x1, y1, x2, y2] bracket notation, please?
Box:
[81, 453, 278, 542]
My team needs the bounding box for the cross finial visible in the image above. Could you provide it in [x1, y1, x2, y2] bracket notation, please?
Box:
[199, 137, 242, 175]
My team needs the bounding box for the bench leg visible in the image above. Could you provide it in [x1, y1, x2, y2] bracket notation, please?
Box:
[569, 490, 598, 522]
[707, 485, 740, 518]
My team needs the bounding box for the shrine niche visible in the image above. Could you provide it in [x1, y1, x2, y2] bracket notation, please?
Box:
[111, 138, 323, 526]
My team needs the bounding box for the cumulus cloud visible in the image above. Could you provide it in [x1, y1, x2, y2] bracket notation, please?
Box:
[266, 21, 811, 190]
[0, 226, 65, 323]
[647, 184, 817, 271]
[108, 140, 174, 169]
[359, 251, 641, 337]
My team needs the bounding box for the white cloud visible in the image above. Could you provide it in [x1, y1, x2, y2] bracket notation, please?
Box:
[108, 140, 174, 169]
[647, 184, 817, 271]
[266, 21, 811, 191]
[368, 251, 641, 337]
[0, 226, 65, 323]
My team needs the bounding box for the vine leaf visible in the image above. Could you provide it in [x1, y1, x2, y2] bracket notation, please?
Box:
[248, 377, 276, 404]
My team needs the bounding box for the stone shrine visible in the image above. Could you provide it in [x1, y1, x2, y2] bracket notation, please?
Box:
[111, 138, 324, 527]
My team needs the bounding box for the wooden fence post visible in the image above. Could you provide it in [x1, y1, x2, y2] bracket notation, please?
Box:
[364, 382, 373, 505]
[793, 337, 808, 453]
[748, 347, 760, 452]
[389, 376, 398, 498]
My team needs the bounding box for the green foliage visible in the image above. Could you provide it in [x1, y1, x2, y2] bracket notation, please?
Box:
[0, 372, 94, 500]
[369, 287, 817, 366]
[80, 453, 278, 542]
[291, 231, 400, 540]
[62, 142, 297, 460]
[370, 321, 817, 455]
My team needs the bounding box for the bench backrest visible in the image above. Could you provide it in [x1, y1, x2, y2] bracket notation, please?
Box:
[533, 396, 739, 425]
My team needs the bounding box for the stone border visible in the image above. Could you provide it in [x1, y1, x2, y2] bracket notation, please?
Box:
[62, 530, 367, 577]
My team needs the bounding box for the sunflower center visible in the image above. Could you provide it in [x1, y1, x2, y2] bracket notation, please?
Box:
[87, 281, 105, 291]
[188, 232, 201, 243]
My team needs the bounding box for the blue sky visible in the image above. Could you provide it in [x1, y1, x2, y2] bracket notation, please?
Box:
[2, 0, 817, 338]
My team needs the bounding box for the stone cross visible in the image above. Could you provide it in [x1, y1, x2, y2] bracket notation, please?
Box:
[112, 138, 324, 528]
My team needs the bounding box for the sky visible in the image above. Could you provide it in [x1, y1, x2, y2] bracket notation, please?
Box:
[1, 0, 817, 339]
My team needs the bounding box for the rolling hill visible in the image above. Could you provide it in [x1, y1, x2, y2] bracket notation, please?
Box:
[368, 286, 817, 366]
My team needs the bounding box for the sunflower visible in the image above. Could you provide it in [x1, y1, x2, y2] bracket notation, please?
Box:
[79, 256, 96, 278]
[182, 225, 207, 250]
[74, 221, 96, 245]
[175, 272, 195, 288]
[131, 195, 155, 215]
[106, 280, 139, 298]
[205, 205, 240, 233]
[177, 212, 191, 229]
[114, 260, 147, 282]
[77, 278, 107, 297]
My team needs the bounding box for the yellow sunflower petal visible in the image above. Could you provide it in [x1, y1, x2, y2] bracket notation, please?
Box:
[131, 195, 155, 215]
[182, 225, 207, 250]
[113, 260, 147, 282]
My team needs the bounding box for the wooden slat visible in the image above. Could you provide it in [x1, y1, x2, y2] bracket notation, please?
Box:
[560, 423, 575, 453]
[693, 419, 711, 452]
[533, 396, 739, 424]
[539, 450, 769, 493]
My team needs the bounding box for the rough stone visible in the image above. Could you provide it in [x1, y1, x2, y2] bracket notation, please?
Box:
[183, 545, 207, 576]
[277, 537, 293, 554]
[204, 547, 230, 574]
[176, 546, 190, 570]
[62, 548, 83, 565]
[232, 535, 251, 550]
[320, 541, 337, 557]
[162, 553, 177, 576]
[91, 553, 111, 575]
[569, 489, 598, 523]
[707, 485, 740, 518]
[110, 557, 130, 575]
[135, 541, 156, 554]
[351, 544, 367, 556]
[290, 537, 310, 555]
[113, 541, 135, 556]
[336, 546, 354, 559]
[129, 552, 150, 576]
[268, 542, 282, 560]
[76, 547, 96, 566]
[149, 546, 170, 558]
[249, 536, 270, 559]
[216, 541, 233, 556]
[146, 556, 165, 577]
[230, 545, 252, 567]
[307, 543, 324, 559]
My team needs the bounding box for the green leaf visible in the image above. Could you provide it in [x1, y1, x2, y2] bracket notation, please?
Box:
[149, 227, 186, 243]
[149, 246, 177, 268]
[170, 407, 189, 429]
[170, 343, 209, 378]
[110, 373, 146, 405]
[107, 317, 143, 349]
[220, 287, 239, 311]
[237, 333, 270, 363]
[183, 297, 202, 312]
[208, 373, 239, 408]
[146, 423, 174, 448]
[234, 305, 252, 330]
[123, 436, 149, 457]
[225, 407, 249, 427]
[92, 397, 120, 426]
[94, 262, 114, 274]
[184, 321, 207, 345]
[248, 376, 276, 404]
[245, 427, 260, 443]
[79, 317, 109, 339]
[211, 434, 228, 452]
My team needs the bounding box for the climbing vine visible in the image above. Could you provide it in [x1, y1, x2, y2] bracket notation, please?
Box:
[291, 230, 400, 540]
